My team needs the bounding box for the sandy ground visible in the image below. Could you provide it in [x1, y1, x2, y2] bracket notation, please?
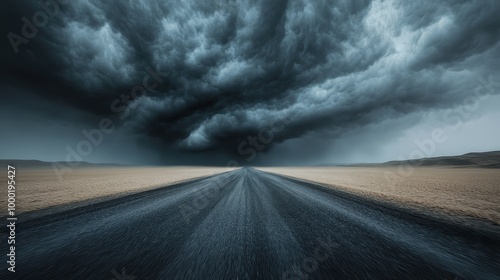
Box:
[258, 167, 500, 225]
[2, 166, 234, 214]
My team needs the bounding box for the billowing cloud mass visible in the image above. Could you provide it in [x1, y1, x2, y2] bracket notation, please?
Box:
[1, 0, 500, 165]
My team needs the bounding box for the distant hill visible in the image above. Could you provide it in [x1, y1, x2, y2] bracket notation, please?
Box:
[0, 159, 128, 168]
[379, 151, 500, 168]
[317, 151, 500, 168]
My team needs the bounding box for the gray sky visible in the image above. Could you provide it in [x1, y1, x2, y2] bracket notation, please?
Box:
[1, 0, 499, 165]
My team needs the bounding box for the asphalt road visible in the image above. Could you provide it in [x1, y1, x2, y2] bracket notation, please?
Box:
[1, 168, 499, 279]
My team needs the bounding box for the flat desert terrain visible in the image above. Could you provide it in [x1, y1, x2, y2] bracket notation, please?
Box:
[258, 167, 500, 225]
[2, 166, 234, 214]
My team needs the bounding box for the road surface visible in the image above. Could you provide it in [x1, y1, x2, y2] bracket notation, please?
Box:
[1, 168, 499, 279]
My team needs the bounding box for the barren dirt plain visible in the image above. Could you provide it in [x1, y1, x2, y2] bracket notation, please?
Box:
[258, 166, 500, 226]
[2, 166, 234, 214]
[4, 165, 500, 228]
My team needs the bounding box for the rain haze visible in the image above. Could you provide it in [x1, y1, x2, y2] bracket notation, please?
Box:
[1, 0, 500, 165]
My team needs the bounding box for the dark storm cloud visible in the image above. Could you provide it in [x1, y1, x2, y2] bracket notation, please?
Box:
[2, 0, 500, 164]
